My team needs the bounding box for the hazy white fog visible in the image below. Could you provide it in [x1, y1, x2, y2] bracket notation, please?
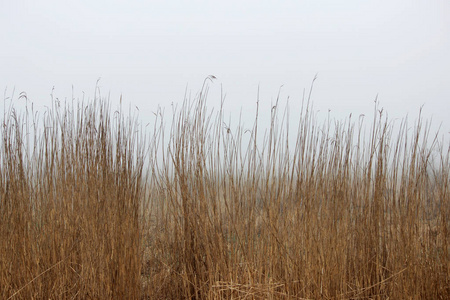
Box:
[1, 0, 449, 144]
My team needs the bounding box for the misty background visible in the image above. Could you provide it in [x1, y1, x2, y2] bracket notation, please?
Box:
[1, 0, 449, 154]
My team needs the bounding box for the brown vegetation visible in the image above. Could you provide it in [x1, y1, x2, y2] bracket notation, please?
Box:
[1, 82, 448, 299]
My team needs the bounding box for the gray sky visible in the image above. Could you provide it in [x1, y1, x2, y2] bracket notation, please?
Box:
[1, 0, 449, 144]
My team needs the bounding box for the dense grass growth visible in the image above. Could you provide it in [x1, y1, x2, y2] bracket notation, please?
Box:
[0, 96, 146, 298]
[1, 82, 448, 299]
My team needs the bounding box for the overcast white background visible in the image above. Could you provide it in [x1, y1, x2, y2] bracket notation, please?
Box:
[1, 0, 449, 146]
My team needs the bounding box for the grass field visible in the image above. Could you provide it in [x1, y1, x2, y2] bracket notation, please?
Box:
[1, 83, 448, 299]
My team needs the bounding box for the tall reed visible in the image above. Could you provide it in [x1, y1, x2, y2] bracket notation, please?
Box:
[144, 80, 448, 299]
[0, 94, 146, 298]
[1, 80, 448, 299]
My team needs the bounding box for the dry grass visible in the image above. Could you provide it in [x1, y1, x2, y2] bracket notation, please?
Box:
[1, 81, 449, 299]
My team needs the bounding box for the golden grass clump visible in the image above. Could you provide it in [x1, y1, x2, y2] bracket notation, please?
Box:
[0, 96, 146, 299]
[1, 80, 449, 299]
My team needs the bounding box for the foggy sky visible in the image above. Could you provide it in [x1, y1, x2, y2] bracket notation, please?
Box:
[1, 0, 449, 142]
